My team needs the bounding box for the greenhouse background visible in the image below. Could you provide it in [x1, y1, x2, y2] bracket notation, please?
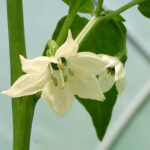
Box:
[0, 0, 150, 150]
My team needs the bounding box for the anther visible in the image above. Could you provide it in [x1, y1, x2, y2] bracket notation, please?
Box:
[68, 68, 74, 76]
[64, 75, 68, 82]
[53, 78, 58, 87]
[49, 63, 57, 86]
[57, 63, 64, 70]
[51, 74, 55, 80]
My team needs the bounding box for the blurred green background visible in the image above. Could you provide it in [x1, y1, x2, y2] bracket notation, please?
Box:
[0, 0, 150, 150]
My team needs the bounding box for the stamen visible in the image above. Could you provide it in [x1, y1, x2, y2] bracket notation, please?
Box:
[57, 63, 64, 70]
[57, 58, 66, 89]
[53, 78, 58, 86]
[64, 75, 68, 82]
[68, 68, 74, 76]
[58, 68, 65, 89]
[51, 74, 55, 80]
[49, 64, 57, 87]
[49, 64, 55, 75]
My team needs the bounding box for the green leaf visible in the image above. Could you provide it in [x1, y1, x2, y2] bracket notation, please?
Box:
[52, 15, 127, 141]
[76, 85, 118, 140]
[138, 0, 150, 18]
[62, 0, 94, 14]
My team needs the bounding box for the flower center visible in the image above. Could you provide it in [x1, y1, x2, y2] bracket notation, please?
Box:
[49, 57, 74, 89]
[107, 67, 115, 76]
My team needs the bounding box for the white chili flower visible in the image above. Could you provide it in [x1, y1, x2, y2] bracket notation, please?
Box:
[2, 30, 107, 117]
[97, 54, 127, 96]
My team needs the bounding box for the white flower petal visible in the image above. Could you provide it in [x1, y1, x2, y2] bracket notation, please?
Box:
[2, 68, 50, 97]
[41, 80, 74, 117]
[20, 55, 57, 74]
[68, 52, 107, 75]
[116, 77, 127, 96]
[69, 71, 105, 101]
[98, 71, 115, 93]
[98, 54, 127, 95]
[98, 54, 118, 65]
[115, 62, 125, 81]
[55, 30, 78, 59]
[115, 62, 127, 95]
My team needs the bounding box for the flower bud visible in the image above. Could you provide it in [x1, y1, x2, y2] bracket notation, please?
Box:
[46, 40, 59, 57]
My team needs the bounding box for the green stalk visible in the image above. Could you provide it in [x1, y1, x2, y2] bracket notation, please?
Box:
[75, 0, 146, 45]
[6, 0, 37, 150]
[75, 16, 98, 44]
[101, 0, 147, 21]
[56, 0, 82, 46]
[94, 0, 104, 16]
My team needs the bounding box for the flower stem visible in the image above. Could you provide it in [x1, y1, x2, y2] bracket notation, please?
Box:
[94, 0, 104, 17]
[75, 0, 146, 45]
[56, 0, 82, 46]
[75, 16, 98, 45]
[12, 97, 37, 150]
[101, 0, 146, 21]
[6, 0, 37, 150]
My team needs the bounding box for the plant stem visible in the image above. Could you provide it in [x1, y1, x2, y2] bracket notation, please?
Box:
[6, 0, 37, 150]
[75, 0, 146, 45]
[94, 0, 104, 16]
[101, 0, 146, 21]
[56, 0, 82, 46]
[75, 16, 98, 44]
